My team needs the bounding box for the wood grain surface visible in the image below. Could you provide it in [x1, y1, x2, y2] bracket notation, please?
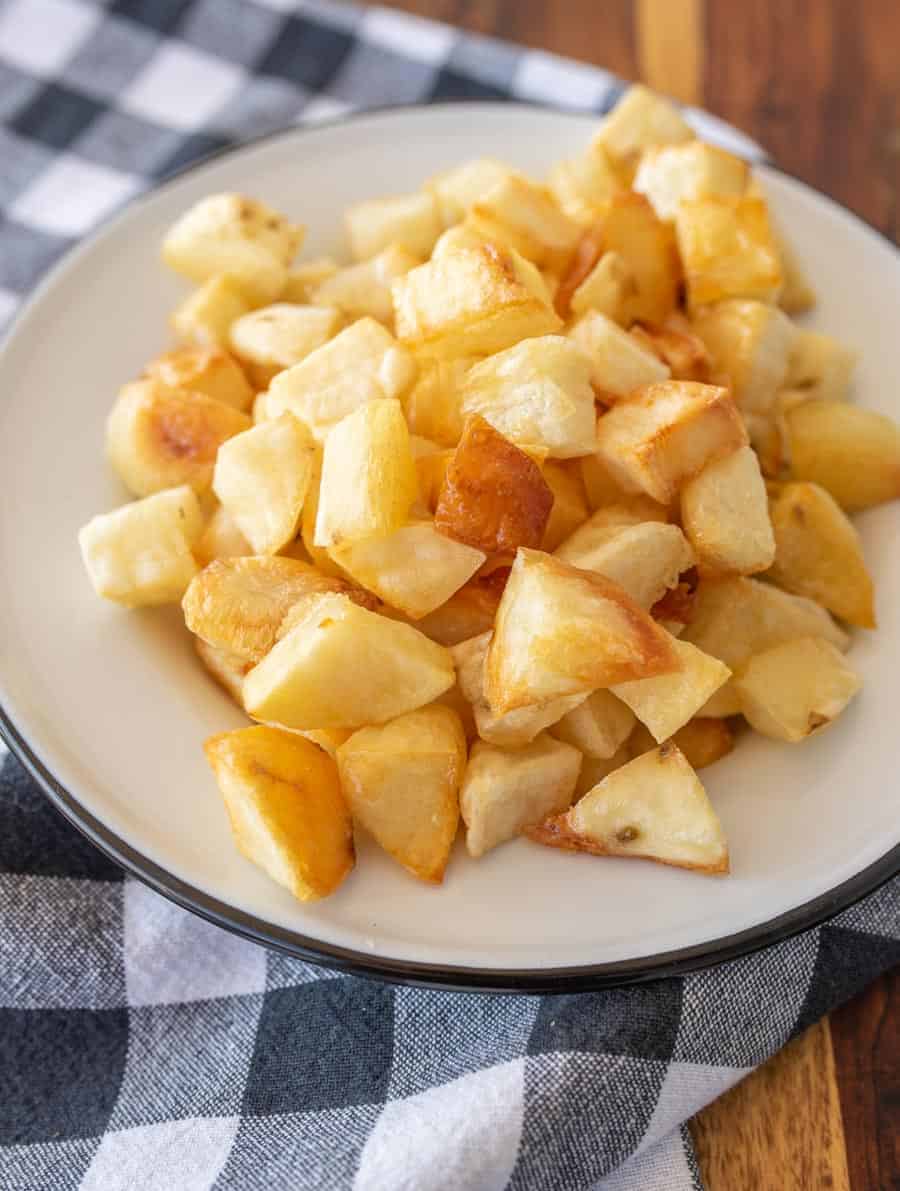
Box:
[381, 2, 900, 1187]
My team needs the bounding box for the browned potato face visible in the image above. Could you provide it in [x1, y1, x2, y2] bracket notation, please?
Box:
[669, 717, 735, 769]
[600, 192, 682, 324]
[144, 346, 254, 411]
[434, 415, 554, 555]
[413, 569, 507, 646]
[631, 313, 711, 382]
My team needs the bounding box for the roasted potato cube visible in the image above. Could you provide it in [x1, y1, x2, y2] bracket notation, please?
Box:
[195, 504, 251, 567]
[691, 299, 795, 415]
[486, 548, 682, 713]
[647, 716, 734, 770]
[611, 637, 731, 742]
[459, 335, 596, 457]
[414, 446, 453, 514]
[403, 356, 474, 447]
[529, 742, 728, 874]
[106, 380, 250, 497]
[735, 636, 862, 743]
[768, 481, 875, 628]
[581, 495, 671, 530]
[144, 346, 254, 412]
[599, 193, 681, 324]
[774, 229, 816, 314]
[346, 191, 442, 261]
[594, 85, 694, 167]
[676, 196, 782, 310]
[469, 174, 581, 271]
[579, 454, 640, 509]
[280, 257, 338, 303]
[194, 637, 252, 706]
[267, 317, 417, 443]
[314, 398, 417, 549]
[575, 747, 632, 796]
[556, 521, 694, 609]
[548, 147, 623, 224]
[427, 157, 516, 226]
[681, 444, 775, 575]
[310, 244, 420, 325]
[460, 734, 581, 858]
[452, 632, 585, 748]
[392, 244, 562, 359]
[337, 705, 465, 883]
[171, 276, 252, 348]
[297, 448, 346, 578]
[786, 399, 900, 511]
[243, 592, 455, 729]
[595, 381, 746, 503]
[229, 303, 344, 388]
[212, 412, 316, 555]
[568, 311, 670, 399]
[434, 415, 553, 554]
[569, 251, 632, 321]
[785, 330, 857, 402]
[79, 486, 202, 607]
[205, 725, 353, 901]
[331, 522, 485, 619]
[297, 727, 354, 756]
[414, 573, 505, 646]
[630, 313, 711, 382]
[541, 461, 590, 552]
[551, 689, 635, 759]
[163, 194, 303, 304]
[633, 141, 749, 222]
[183, 555, 375, 662]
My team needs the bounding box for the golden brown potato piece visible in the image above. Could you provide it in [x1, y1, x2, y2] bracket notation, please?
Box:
[144, 346, 253, 411]
[768, 481, 875, 628]
[691, 299, 795, 416]
[734, 636, 862, 743]
[611, 636, 731, 742]
[599, 192, 681, 325]
[336, 705, 466, 883]
[551, 689, 635, 759]
[555, 521, 693, 610]
[403, 356, 473, 447]
[553, 226, 604, 317]
[183, 555, 376, 662]
[194, 636, 252, 706]
[434, 415, 554, 554]
[529, 742, 729, 874]
[675, 196, 782, 310]
[630, 313, 711, 382]
[541, 462, 590, 553]
[460, 734, 581, 858]
[469, 174, 581, 271]
[106, 380, 251, 497]
[595, 381, 746, 504]
[681, 444, 775, 576]
[205, 725, 353, 901]
[548, 147, 623, 226]
[413, 572, 506, 646]
[633, 141, 749, 222]
[579, 454, 639, 510]
[568, 311, 670, 399]
[786, 399, 900, 512]
[575, 747, 632, 797]
[485, 548, 682, 713]
[668, 717, 735, 769]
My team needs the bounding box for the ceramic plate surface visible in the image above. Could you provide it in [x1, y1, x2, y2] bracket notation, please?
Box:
[1, 104, 897, 991]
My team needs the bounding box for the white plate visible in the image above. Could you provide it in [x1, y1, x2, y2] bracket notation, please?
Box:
[0, 104, 897, 991]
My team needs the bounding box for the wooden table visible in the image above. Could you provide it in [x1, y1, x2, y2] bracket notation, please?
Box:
[381, 2, 899, 1185]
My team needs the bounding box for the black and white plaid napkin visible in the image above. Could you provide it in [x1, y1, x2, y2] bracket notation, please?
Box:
[0, 2, 898, 1188]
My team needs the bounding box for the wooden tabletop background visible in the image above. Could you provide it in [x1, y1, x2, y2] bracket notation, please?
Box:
[381, 1, 900, 1186]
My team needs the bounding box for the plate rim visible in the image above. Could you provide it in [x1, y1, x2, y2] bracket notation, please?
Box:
[1, 102, 898, 994]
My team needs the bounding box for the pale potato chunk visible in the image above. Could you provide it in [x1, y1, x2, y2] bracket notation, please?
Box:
[470, 174, 581, 270]
[106, 380, 250, 497]
[267, 317, 417, 443]
[633, 141, 748, 221]
[572, 496, 671, 532]
[280, 257, 339, 303]
[555, 521, 694, 609]
[530, 742, 728, 874]
[595, 381, 746, 503]
[541, 462, 590, 552]
[600, 193, 681, 324]
[346, 191, 442, 260]
[331, 522, 485, 619]
[569, 251, 631, 320]
[79, 486, 202, 608]
[205, 725, 353, 901]
[195, 504, 251, 567]
[310, 244, 420, 325]
[785, 330, 858, 402]
[786, 399, 900, 511]
[594, 85, 694, 166]
[551, 689, 635, 759]
[459, 335, 596, 457]
[403, 356, 473, 446]
[144, 346, 253, 411]
[485, 548, 681, 713]
[691, 299, 796, 415]
[229, 304, 344, 388]
[212, 412, 316, 555]
[427, 157, 516, 226]
[774, 230, 816, 314]
[735, 637, 861, 743]
[183, 555, 375, 662]
[768, 482, 875, 628]
[314, 398, 417, 549]
[676, 196, 782, 310]
[242, 592, 455, 730]
[568, 311, 670, 399]
[194, 637, 252, 705]
[392, 244, 562, 359]
[163, 194, 303, 304]
[171, 276, 251, 348]
[337, 705, 465, 883]
[548, 147, 622, 224]
[681, 445, 775, 575]
[611, 637, 731, 742]
[452, 632, 585, 748]
[460, 735, 581, 858]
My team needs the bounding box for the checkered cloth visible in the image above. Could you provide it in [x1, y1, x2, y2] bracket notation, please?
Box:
[0, 2, 898, 1188]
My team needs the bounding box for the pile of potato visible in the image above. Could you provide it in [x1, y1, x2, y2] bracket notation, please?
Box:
[79, 86, 898, 904]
